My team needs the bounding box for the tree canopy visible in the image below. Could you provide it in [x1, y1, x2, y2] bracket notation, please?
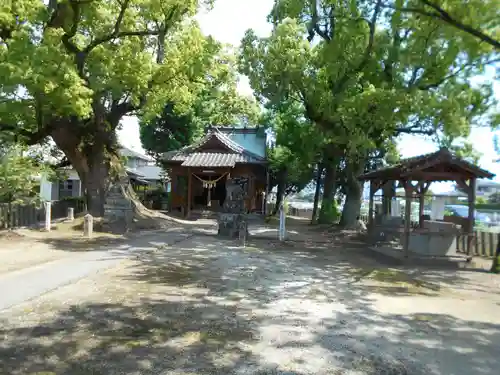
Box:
[239, 0, 499, 225]
[0, 0, 221, 215]
[140, 52, 261, 160]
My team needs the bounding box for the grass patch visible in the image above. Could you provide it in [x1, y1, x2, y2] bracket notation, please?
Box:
[348, 267, 441, 295]
[412, 313, 435, 321]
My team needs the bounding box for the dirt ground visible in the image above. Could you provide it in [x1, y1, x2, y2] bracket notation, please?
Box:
[1, 229, 499, 375]
[0, 219, 124, 275]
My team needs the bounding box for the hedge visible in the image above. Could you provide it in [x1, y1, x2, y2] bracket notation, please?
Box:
[455, 203, 500, 210]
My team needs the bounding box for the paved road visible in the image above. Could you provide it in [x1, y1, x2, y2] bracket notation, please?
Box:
[0, 229, 192, 311]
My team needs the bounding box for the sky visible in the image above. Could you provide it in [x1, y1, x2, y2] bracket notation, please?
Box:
[117, 0, 500, 194]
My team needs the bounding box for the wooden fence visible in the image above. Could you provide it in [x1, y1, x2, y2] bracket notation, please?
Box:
[359, 214, 499, 258]
[456, 232, 499, 257]
[0, 199, 86, 229]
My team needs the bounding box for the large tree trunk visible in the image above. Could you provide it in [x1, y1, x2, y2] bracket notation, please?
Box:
[340, 155, 366, 228]
[271, 169, 287, 216]
[311, 162, 323, 224]
[317, 162, 337, 224]
[50, 122, 119, 217]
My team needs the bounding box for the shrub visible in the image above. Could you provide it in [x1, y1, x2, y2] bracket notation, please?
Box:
[318, 198, 340, 224]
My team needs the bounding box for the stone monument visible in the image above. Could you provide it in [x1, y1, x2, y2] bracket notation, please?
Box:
[217, 177, 249, 239]
[104, 176, 133, 231]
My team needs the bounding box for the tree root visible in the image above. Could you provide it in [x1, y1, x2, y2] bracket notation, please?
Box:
[101, 182, 175, 234]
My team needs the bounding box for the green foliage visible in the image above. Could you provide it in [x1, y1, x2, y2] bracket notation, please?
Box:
[0, 146, 44, 203]
[488, 192, 500, 204]
[443, 208, 454, 216]
[1, 0, 218, 130]
[140, 54, 261, 159]
[424, 189, 434, 205]
[454, 202, 500, 211]
[0, 0, 222, 214]
[438, 135, 483, 164]
[268, 145, 314, 194]
[241, 1, 498, 147]
[59, 195, 85, 203]
[283, 199, 290, 215]
[140, 103, 196, 160]
[318, 198, 340, 224]
[492, 251, 500, 274]
[476, 197, 488, 205]
[239, 0, 498, 226]
[263, 100, 320, 196]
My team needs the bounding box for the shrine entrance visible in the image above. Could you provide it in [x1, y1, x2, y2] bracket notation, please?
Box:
[162, 127, 268, 217]
[192, 172, 228, 211]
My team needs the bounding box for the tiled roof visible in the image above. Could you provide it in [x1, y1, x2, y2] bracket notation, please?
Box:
[135, 165, 163, 180]
[162, 128, 266, 166]
[181, 153, 238, 167]
[120, 147, 153, 162]
[359, 148, 495, 181]
[179, 152, 262, 167]
[190, 128, 245, 154]
[125, 167, 144, 177]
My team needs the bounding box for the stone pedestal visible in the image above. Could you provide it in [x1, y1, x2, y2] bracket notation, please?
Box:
[217, 177, 249, 239]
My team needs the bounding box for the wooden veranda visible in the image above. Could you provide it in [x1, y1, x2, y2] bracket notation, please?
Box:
[358, 148, 495, 257]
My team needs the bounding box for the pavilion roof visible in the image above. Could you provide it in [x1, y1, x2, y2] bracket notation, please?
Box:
[359, 148, 494, 182]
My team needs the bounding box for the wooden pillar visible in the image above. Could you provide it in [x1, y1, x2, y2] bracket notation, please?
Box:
[368, 180, 376, 231]
[467, 177, 477, 256]
[187, 168, 192, 217]
[382, 181, 394, 216]
[368, 182, 374, 229]
[402, 180, 413, 258]
[417, 181, 431, 228]
[264, 167, 269, 215]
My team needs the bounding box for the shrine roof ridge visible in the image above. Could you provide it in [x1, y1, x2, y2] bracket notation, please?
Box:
[161, 127, 267, 166]
[359, 147, 495, 182]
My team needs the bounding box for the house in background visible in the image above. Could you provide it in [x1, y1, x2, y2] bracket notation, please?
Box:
[440, 179, 500, 202]
[475, 179, 500, 198]
[120, 147, 166, 188]
[40, 147, 167, 201]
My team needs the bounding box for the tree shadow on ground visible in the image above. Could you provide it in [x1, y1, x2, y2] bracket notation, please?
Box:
[2, 233, 499, 374]
[29, 224, 192, 253]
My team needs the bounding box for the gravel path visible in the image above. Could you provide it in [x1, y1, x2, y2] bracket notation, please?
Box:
[0, 234, 499, 374]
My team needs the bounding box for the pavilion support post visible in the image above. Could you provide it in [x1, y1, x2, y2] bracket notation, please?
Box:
[402, 180, 414, 258]
[368, 180, 376, 232]
[264, 167, 269, 215]
[417, 182, 431, 228]
[382, 181, 394, 216]
[467, 177, 477, 257]
[187, 168, 192, 218]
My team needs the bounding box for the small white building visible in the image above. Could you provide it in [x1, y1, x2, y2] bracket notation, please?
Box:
[40, 147, 166, 201]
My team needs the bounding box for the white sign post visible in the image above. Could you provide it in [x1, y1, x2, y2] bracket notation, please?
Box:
[44, 201, 52, 232]
[279, 200, 286, 241]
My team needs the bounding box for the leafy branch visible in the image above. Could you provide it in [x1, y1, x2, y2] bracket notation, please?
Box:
[382, 0, 500, 49]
